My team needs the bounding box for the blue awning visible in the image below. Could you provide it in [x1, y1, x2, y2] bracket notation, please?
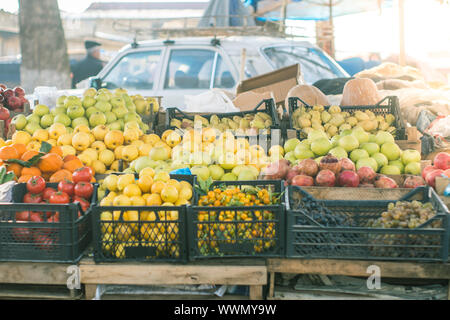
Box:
[261, 0, 393, 21]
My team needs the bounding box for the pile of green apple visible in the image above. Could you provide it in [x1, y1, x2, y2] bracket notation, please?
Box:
[283, 128, 422, 175]
[11, 88, 151, 135]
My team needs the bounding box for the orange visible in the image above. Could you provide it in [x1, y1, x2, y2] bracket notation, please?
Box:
[11, 144, 27, 159]
[18, 175, 32, 183]
[50, 146, 63, 157]
[6, 163, 23, 178]
[21, 167, 42, 177]
[21, 150, 39, 162]
[0, 146, 19, 161]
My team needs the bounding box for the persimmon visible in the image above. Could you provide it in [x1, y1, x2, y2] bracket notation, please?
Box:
[0, 146, 19, 161]
[38, 153, 63, 173]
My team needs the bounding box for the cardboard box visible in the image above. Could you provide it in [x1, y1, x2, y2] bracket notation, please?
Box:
[234, 64, 301, 111]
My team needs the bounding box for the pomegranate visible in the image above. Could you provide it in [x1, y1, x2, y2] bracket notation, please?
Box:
[403, 176, 426, 189]
[425, 169, 444, 188]
[286, 167, 300, 184]
[338, 170, 360, 187]
[433, 152, 450, 170]
[262, 159, 291, 180]
[319, 154, 341, 174]
[357, 166, 377, 184]
[291, 175, 315, 187]
[7, 96, 21, 110]
[297, 158, 319, 177]
[422, 165, 436, 180]
[339, 158, 356, 172]
[315, 169, 336, 187]
[374, 175, 398, 189]
[0, 106, 10, 121]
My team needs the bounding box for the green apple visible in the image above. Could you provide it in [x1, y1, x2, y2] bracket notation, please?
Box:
[401, 149, 421, 165]
[329, 147, 348, 159]
[105, 111, 117, 124]
[381, 142, 401, 161]
[310, 138, 332, 156]
[64, 96, 82, 109]
[71, 117, 89, 129]
[107, 121, 122, 131]
[96, 92, 111, 102]
[25, 122, 42, 135]
[238, 168, 257, 181]
[134, 99, 148, 115]
[361, 142, 380, 156]
[351, 127, 370, 144]
[284, 151, 297, 164]
[84, 88, 97, 98]
[372, 152, 389, 169]
[86, 107, 100, 119]
[111, 97, 125, 109]
[380, 165, 401, 175]
[112, 106, 128, 119]
[26, 114, 41, 124]
[57, 95, 67, 106]
[339, 135, 359, 152]
[40, 114, 54, 128]
[124, 113, 141, 123]
[284, 138, 301, 153]
[388, 160, 404, 174]
[67, 105, 85, 120]
[356, 158, 378, 172]
[221, 173, 237, 181]
[89, 113, 107, 127]
[12, 115, 27, 130]
[82, 96, 97, 108]
[51, 106, 67, 116]
[350, 149, 370, 163]
[375, 131, 395, 146]
[95, 100, 112, 113]
[307, 130, 328, 141]
[33, 104, 50, 117]
[404, 162, 421, 175]
[54, 114, 71, 127]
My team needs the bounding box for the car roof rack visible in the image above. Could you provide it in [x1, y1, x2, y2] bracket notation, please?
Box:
[111, 16, 305, 46]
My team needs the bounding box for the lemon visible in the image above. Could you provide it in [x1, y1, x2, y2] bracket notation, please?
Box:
[146, 193, 162, 206]
[130, 196, 146, 206]
[138, 175, 153, 193]
[113, 195, 131, 206]
[117, 174, 135, 191]
[139, 167, 155, 178]
[124, 210, 139, 221]
[179, 181, 193, 191]
[153, 171, 170, 183]
[100, 198, 113, 207]
[123, 184, 142, 198]
[142, 193, 152, 202]
[151, 181, 166, 195]
[179, 188, 193, 201]
[175, 199, 190, 206]
[161, 185, 179, 204]
[143, 211, 157, 221]
[166, 179, 181, 192]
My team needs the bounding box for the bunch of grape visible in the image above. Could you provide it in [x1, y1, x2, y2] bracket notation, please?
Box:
[367, 201, 439, 229]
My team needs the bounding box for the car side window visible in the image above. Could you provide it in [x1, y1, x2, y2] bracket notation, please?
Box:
[214, 55, 236, 89]
[102, 51, 161, 90]
[164, 49, 216, 89]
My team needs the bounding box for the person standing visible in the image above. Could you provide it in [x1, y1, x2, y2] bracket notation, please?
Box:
[71, 40, 105, 88]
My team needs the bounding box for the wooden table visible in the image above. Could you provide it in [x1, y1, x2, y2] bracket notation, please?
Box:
[79, 258, 267, 300]
[266, 259, 450, 300]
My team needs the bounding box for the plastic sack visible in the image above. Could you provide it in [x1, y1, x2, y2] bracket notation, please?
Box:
[33, 86, 59, 109]
[184, 89, 239, 113]
[0, 181, 16, 203]
[427, 116, 450, 139]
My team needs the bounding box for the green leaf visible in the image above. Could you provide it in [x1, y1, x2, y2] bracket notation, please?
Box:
[5, 152, 46, 168]
[40, 141, 52, 154]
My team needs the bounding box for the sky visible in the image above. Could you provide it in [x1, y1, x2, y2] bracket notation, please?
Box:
[0, 0, 209, 13]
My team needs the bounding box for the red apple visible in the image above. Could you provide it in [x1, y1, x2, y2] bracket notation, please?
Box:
[7, 96, 21, 110]
[0, 106, 10, 121]
[3, 89, 14, 99]
[422, 165, 436, 180]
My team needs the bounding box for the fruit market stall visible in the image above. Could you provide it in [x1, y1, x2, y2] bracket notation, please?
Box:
[0, 84, 449, 300]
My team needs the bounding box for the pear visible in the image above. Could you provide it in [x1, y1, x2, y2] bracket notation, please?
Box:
[329, 105, 341, 114]
[321, 111, 332, 123]
[194, 115, 209, 127]
[233, 116, 242, 123]
[355, 111, 370, 121]
[365, 110, 376, 120]
[385, 114, 395, 125]
[378, 121, 389, 131]
[298, 117, 311, 129]
[170, 119, 182, 128]
[210, 115, 220, 126]
[239, 118, 250, 129]
[313, 105, 324, 112]
[346, 116, 358, 127]
[330, 114, 345, 127]
[250, 119, 265, 129]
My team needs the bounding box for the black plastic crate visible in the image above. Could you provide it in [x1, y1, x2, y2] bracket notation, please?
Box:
[165, 99, 281, 137]
[286, 186, 450, 262]
[187, 180, 286, 260]
[0, 183, 98, 263]
[287, 96, 406, 140]
[92, 205, 187, 263]
[92, 174, 196, 263]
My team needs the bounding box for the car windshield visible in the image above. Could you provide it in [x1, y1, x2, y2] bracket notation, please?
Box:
[263, 46, 347, 84]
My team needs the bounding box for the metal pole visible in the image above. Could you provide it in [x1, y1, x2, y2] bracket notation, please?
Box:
[280, 0, 288, 32]
[398, 0, 406, 66]
[329, 0, 335, 58]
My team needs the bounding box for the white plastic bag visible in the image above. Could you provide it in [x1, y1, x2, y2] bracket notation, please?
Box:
[427, 115, 450, 138]
[183, 89, 239, 113]
[33, 86, 59, 109]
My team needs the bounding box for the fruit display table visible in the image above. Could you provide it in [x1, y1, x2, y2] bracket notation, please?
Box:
[0, 261, 81, 299]
[266, 258, 450, 300]
[79, 258, 267, 300]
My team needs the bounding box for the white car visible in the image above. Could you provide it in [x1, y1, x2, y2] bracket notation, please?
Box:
[76, 36, 349, 109]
